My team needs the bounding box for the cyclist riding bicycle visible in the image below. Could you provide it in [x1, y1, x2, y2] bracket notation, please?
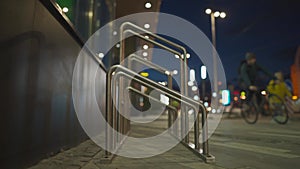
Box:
[267, 72, 292, 105]
[238, 52, 275, 113]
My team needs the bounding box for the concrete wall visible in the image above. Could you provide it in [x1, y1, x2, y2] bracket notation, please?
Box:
[0, 0, 104, 168]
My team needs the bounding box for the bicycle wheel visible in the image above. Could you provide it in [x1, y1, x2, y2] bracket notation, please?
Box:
[268, 94, 289, 124]
[241, 101, 259, 124]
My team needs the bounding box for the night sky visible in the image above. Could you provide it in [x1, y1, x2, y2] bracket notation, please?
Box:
[159, 0, 300, 83]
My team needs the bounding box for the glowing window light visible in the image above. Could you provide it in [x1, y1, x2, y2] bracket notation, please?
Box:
[62, 7, 69, 13]
[142, 52, 148, 57]
[98, 52, 104, 59]
[192, 86, 198, 91]
[145, 2, 152, 9]
[172, 70, 178, 75]
[193, 95, 200, 101]
[144, 23, 150, 29]
[143, 44, 149, 50]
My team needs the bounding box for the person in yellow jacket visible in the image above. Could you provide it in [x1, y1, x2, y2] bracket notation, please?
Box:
[267, 72, 292, 104]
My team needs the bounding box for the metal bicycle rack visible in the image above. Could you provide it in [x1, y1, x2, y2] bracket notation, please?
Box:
[105, 65, 215, 163]
[120, 23, 190, 143]
[101, 22, 215, 163]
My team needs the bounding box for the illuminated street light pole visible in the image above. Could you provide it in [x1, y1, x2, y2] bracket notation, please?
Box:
[205, 8, 226, 97]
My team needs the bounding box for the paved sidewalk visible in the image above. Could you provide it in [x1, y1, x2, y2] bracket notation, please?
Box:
[28, 139, 225, 169]
[28, 114, 225, 169]
[28, 112, 300, 169]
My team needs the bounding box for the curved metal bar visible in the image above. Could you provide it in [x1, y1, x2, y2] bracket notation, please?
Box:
[109, 65, 203, 109]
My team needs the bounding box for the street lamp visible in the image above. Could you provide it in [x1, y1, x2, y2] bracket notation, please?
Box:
[205, 8, 226, 98]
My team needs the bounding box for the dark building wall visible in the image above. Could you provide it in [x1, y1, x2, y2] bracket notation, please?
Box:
[0, 0, 163, 168]
[0, 0, 91, 168]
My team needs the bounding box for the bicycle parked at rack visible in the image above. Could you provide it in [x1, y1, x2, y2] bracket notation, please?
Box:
[241, 88, 289, 124]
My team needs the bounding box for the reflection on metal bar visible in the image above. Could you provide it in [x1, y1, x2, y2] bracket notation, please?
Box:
[105, 65, 214, 162]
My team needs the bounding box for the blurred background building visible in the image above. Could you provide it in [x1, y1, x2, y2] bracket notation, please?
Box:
[291, 46, 300, 97]
[0, 0, 162, 168]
